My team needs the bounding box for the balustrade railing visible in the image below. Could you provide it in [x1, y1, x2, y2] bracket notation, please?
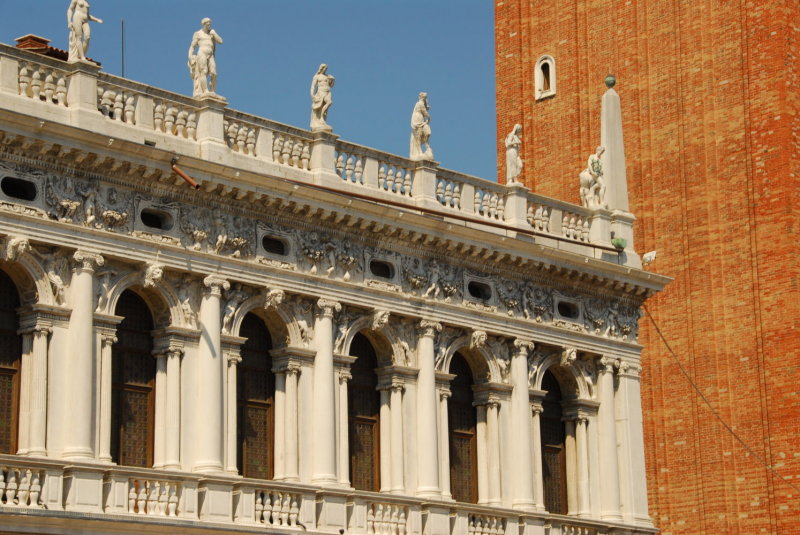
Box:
[272, 131, 311, 170]
[224, 119, 258, 157]
[128, 477, 181, 516]
[96, 81, 137, 124]
[253, 488, 301, 528]
[0, 465, 44, 508]
[17, 62, 68, 106]
[467, 513, 506, 535]
[367, 502, 408, 535]
[153, 100, 198, 140]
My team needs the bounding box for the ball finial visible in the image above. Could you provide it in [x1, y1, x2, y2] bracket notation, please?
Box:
[604, 74, 616, 89]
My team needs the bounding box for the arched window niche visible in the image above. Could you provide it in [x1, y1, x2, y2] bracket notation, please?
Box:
[347, 332, 381, 491]
[0, 269, 22, 455]
[535, 55, 557, 100]
[447, 352, 479, 504]
[540, 370, 568, 514]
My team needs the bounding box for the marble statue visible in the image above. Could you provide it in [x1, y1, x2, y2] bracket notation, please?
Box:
[67, 0, 102, 63]
[188, 18, 223, 97]
[410, 92, 434, 161]
[505, 124, 523, 184]
[579, 146, 607, 209]
[310, 64, 335, 131]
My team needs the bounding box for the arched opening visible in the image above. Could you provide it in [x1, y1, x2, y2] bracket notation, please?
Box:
[448, 351, 478, 503]
[0, 270, 21, 454]
[348, 332, 380, 491]
[541, 370, 568, 514]
[111, 290, 156, 467]
[541, 62, 551, 92]
[237, 312, 275, 479]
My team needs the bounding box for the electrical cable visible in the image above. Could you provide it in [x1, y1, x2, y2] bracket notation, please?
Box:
[642, 303, 800, 494]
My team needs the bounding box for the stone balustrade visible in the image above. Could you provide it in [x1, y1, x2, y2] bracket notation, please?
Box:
[0, 42, 638, 268]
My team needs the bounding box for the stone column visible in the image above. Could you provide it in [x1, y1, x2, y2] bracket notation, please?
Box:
[530, 402, 545, 511]
[193, 275, 229, 473]
[486, 400, 502, 506]
[153, 352, 168, 468]
[164, 349, 182, 469]
[27, 326, 51, 457]
[390, 382, 405, 494]
[274, 369, 286, 479]
[225, 350, 241, 473]
[511, 340, 535, 510]
[379, 387, 391, 492]
[312, 299, 340, 485]
[63, 251, 103, 460]
[438, 387, 452, 501]
[564, 419, 577, 515]
[284, 365, 300, 481]
[576, 416, 591, 518]
[337, 369, 351, 486]
[16, 330, 34, 455]
[597, 357, 622, 520]
[476, 403, 488, 504]
[616, 361, 652, 526]
[415, 320, 441, 498]
[97, 331, 116, 462]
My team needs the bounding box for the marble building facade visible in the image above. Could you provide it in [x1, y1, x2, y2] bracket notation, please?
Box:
[0, 37, 666, 535]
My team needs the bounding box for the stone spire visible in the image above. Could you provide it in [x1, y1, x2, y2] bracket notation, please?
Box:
[599, 75, 629, 212]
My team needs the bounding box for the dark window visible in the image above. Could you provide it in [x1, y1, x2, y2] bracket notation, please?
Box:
[237, 313, 274, 479]
[1, 177, 37, 201]
[140, 208, 173, 231]
[348, 333, 380, 491]
[261, 236, 287, 256]
[369, 259, 394, 279]
[557, 300, 579, 319]
[111, 290, 155, 467]
[542, 63, 551, 92]
[0, 270, 21, 454]
[541, 370, 568, 514]
[448, 352, 478, 503]
[467, 281, 492, 302]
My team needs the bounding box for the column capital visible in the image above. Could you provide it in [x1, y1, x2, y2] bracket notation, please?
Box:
[203, 275, 230, 296]
[513, 338, 535, 356]
[615, 359, 641, 378]
[316, 298, 341, 318]
[439, 387, 452, 400]
[72, 250, 104, 273]
[338, 369, 352, 384]
[417, 319, 442, 338]
[598, 355, 616, 374]
[101, 332, 118, 347]
[531, 402, 543, 416]
[19, 325, 53, 337]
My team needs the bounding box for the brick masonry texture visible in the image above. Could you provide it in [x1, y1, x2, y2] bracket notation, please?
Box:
[495, 1, 800, 534]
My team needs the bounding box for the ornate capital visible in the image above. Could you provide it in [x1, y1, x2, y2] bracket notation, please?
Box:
[285, 364, 302, 377]
[338, 370, 352, 384]
[72, 250, 104, 273]
[203, 275, 230, 296]
[371, 309, 390, 331]
[439, 387, 452, 401]
[264, 288, 285, 309]
[513, 338, 534, 357]
[417, 320, 442, 338]
[101, 333, 118, 347]
[470, 330, 487, 349]
[531, 402, 543, 416]
[615, 359, 641, 378]
[598, 356, 615, 374]
[166, 348, 183, 360]
[226, 351, 242, 365]
[316, 298, 341, 319]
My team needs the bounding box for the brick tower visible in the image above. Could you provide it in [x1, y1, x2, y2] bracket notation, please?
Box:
[495, 2, 799, 534]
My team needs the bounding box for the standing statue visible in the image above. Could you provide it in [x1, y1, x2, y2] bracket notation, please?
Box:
[67, 0, 102, 63]
[409, 92, 434, 161]
[505, 124, 524, 184]
[310, 64, 335, 131]
[188, 18, 223, 97]
[579, 146, 607, 208]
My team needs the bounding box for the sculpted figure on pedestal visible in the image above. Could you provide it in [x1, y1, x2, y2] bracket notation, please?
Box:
[67, 0, 102, 63]
[409, 92, 434, 161]
[310, 64, 335, 131]
[188, 18, 223, 97]
[505, 124, 523, 184]
[579, 146, 607, 209]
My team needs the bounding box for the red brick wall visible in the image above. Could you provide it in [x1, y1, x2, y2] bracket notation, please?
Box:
[496, 1, 800, 534]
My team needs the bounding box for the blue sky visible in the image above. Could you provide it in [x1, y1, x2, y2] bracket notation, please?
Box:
[0, 1, 498, 181]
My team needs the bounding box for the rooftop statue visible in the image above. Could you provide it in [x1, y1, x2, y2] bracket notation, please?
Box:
[505, 124, 523, 184]
[410, 92, 434, 162]
[188, 17, 223, 97]
[67, 0, 102, 63]
[579, 146, 607, 209]
[310, 64, 335, 132]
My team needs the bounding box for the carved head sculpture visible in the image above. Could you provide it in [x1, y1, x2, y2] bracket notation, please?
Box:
[513, 123, 522, 136]
[318, 63, 328, 74]
[201, 17, 212, 30]
[596, 146, 605, 156]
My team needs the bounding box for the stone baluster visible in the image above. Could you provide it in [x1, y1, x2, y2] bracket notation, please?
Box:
[511, 339, 535, 510]
[64, 250, 104, 460]
[194, 275, 229, 473]
[312, 299, 340, 485]
[415, 320, 441, 498]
